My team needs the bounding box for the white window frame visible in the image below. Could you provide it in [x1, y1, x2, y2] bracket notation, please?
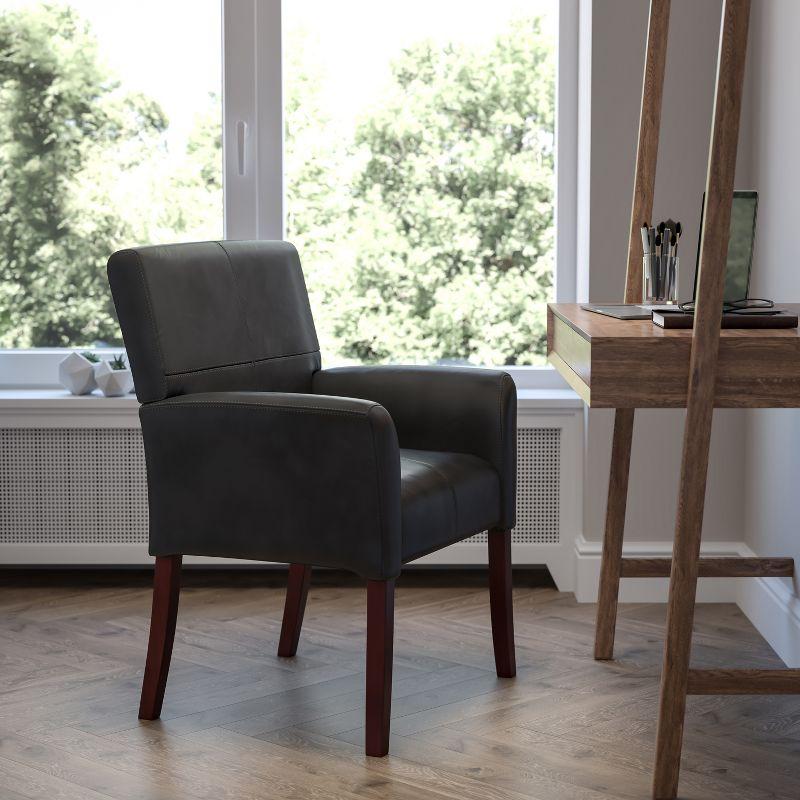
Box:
[0, 0, 577, 391]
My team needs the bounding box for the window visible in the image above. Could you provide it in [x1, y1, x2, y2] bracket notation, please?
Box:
[284, 0, 557, 368]
[0, 0, 222, 350]
[2, 0, 576, 388]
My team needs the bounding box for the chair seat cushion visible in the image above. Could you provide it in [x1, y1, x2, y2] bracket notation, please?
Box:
[400, 449, 501, 563]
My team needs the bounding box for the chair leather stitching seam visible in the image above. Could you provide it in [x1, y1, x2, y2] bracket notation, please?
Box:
[498, 373, 509, 465]
[163, 349, 320, 377]
[130, 249, 168, 400]
[367, 406, 389, 579]
[143, 401, 380, 417]
[499, 372, 513, 525]
[401, 455, 460, 537]
[137, 409, 159, 544]
[216, 241, 257, 370]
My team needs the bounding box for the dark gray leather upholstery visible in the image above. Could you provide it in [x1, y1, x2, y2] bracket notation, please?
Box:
[107, 241, 320, 403]
[107, 241, 517, 580]
[139, 391, 401, 578]
[400, 449, 501, 562]
[312, 366, 516, 530]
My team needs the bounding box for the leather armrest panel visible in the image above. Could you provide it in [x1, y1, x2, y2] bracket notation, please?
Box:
[139, 391, 401, 579]
[312, 366, 517, 528]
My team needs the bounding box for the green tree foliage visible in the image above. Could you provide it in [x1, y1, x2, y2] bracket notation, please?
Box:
[302, 18, 555, 366]
[0, 5, 221, 347]
[1, 5, 553, 366]
[284, 28, 357, 360]
[0, 5, 167, 346]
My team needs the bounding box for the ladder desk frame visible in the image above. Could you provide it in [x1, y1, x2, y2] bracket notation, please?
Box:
[548, 1, 800, 797]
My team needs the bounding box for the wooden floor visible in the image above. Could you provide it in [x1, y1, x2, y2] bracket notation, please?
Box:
[1, 569, 799, 800]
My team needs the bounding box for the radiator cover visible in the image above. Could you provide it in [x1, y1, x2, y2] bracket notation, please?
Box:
[1, 428, 149, 544]
[0, 426, 560, 548]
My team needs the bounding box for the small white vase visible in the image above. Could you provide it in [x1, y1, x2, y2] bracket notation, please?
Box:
[58, 353, 98, 395]
[95, 361, 134, 397]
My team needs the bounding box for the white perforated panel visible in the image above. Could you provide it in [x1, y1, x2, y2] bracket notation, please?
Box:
[0, 429, 148, 544]
[0, 426, 560, 549]
[467, 427, 561, 545]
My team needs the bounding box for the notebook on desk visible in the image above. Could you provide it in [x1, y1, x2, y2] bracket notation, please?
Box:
[652, 309, 798, 329]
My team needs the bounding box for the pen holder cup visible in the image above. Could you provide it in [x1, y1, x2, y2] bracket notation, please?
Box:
[643, 255, 679, 304]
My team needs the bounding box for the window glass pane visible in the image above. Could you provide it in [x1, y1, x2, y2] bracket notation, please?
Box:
[0, 0, 222, 348]
[285, 0, 556, 366]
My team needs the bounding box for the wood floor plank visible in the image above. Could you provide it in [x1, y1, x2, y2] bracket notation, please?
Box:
[0, 755, 116, 800]
[1, 571, 798, 799]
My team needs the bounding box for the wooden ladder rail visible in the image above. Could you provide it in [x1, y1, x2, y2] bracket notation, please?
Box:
[652, 3, 754, 795]
[594, 0, 671, 662]
[587, 2, 800, 797]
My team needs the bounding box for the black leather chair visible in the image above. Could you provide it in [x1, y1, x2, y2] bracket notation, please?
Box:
[107, 240, 517, 756]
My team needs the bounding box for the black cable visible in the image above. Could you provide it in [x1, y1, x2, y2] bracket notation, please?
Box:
[678, 298, 775, 315]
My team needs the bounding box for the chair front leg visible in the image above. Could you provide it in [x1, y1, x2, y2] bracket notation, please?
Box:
[488, 528, 516, 678]
[139, 555, 182, 720]
[278, 564, 312, 657]
[365, 578, 395, 756]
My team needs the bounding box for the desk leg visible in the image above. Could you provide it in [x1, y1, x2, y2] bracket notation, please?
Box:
[594, 407, 635, 660]
[652, 0, 750, 793]
[652, 398, 713, 798]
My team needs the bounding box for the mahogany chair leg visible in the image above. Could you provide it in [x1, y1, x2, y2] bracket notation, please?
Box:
[139, 555, 182, 720]
[365, 578, 394, 757]
[488, 528, 516, 678]
[278, 564, 312, 657]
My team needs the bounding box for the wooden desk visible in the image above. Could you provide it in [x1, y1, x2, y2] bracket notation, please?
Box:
[549, 301, 800, 799]
[565, 3, 791, 797]
[547, 303, 800, 408]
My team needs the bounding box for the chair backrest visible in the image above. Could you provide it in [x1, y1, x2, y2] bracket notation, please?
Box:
[107, 240, 320, 403]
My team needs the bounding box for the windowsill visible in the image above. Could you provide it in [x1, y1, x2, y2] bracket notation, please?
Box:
[0, 389, 139, 406]
[516, 389, 583, 409]
[0, 389, 140, 427]
[0, 387, 582, 413]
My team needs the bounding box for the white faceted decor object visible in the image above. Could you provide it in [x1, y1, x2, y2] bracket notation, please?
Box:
[95, 358, 134, 397]
[58, 352, 98, 395]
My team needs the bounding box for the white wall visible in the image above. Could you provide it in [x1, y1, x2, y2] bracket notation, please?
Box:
[579, 0, 746, 548]
[743, 0, 800, 601]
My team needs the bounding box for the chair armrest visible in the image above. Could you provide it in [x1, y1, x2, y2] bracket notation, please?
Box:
[312, 366, 517, 529]
[139, 391, 401, 579]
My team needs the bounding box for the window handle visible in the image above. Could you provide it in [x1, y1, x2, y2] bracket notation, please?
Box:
[236, 121, 248, 176]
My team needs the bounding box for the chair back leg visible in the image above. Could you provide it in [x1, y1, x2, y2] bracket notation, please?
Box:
[139, 555, 182, 720]
[365, 578, 395, 756]
[278, 564, 312, 657]
[488, 528, 517, 678]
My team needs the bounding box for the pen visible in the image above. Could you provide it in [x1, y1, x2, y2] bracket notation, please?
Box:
[654, 232, 662, 297]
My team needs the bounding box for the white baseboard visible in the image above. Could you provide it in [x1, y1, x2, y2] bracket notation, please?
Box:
[0, 542, 571, 585]
[735, 544, 800, 668]
[575, 535, 800, 668]
[574, 535, 747, 604]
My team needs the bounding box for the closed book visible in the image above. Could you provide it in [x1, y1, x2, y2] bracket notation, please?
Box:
[652, 310, 799, 329]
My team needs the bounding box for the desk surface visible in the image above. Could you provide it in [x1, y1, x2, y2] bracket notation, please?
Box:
[547, 303, 800, 408]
